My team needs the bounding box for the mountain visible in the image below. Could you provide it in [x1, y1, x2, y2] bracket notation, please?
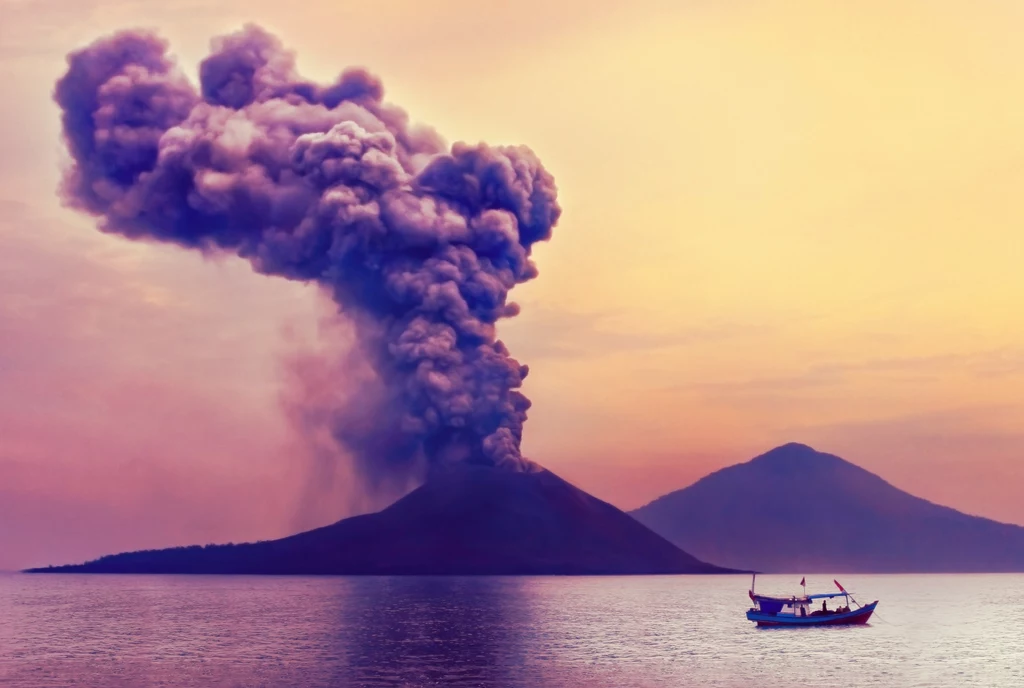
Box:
[630, 443, 1024, 573]
[26, 466, 732, 575]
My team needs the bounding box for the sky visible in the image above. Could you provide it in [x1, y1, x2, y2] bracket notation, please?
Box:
[1, 0, 1022, 570]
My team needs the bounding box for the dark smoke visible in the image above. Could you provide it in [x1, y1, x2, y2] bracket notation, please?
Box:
[55, 25, 560, 485]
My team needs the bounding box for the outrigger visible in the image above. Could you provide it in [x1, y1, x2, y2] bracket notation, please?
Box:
[746, 575, 878, 627]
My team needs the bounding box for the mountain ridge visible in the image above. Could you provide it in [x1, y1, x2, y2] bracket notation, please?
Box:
[631, 443, 1024, 573]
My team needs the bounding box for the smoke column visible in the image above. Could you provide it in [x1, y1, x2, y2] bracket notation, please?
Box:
[55, 25, 560, 485]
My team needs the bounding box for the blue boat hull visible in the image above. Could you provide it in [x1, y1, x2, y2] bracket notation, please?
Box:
[747, 601, 878, 627]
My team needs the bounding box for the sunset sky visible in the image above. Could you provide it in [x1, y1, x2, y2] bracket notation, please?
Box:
[1, 0, 1022, 570]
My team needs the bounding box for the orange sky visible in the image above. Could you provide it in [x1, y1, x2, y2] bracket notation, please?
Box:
[0, 0, 1022, 569]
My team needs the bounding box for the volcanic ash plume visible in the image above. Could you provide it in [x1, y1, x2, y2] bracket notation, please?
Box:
[55, 25, 560, 484]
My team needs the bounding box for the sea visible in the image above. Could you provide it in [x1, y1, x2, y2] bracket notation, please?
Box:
[1, 573, 1021, 687]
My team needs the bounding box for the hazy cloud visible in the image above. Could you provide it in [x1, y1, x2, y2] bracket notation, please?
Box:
[505, 303, 773, 361]
[690, 350, 1024, 397]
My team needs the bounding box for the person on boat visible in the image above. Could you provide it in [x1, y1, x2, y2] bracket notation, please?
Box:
[821, 600, 829, 614]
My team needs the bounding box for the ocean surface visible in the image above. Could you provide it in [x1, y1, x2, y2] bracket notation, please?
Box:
[1, 573, 1021, 687]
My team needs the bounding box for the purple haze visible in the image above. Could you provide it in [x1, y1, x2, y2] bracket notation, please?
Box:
[54, 25, 560, 485]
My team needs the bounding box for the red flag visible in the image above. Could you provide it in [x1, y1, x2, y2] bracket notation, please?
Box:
[834, 579, 846, 593]
[800, 577, 805, 587]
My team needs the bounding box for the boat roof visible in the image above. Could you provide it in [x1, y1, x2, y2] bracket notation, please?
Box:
[753, 592, 849, 602]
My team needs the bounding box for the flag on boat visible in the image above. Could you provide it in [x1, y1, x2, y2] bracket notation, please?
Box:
[834, 579, 846, 593]
[800, 577, 805, 587]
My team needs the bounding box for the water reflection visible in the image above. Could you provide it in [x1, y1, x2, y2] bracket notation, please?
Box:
[326, 577, 532, 687]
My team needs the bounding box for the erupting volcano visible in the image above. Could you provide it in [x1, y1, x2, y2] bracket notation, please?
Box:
[32, 26, 731, 575]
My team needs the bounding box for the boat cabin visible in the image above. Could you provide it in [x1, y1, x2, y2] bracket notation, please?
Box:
[750, 592, 852, 619]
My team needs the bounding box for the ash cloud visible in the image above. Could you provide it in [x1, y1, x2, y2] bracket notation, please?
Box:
[55, 25, 560, 485]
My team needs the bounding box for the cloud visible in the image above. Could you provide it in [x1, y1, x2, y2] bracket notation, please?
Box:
[688, 349, 1024, 398]
[0, 1, 227, 59]
[504, 303, 772, 361]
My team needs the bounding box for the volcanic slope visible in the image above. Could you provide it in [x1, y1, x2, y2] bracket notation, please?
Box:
[631, 443, 1024, 573]
[28, 466, 732, 575]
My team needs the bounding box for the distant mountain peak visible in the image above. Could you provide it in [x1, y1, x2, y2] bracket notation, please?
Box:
[747, 443, 852, 474]
[764, 441, 818, 454]
[753, 442, 823, 459]
[631, 444, 1024, 573]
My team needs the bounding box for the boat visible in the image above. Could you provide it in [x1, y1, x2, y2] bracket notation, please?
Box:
[746, 575, 878, 627]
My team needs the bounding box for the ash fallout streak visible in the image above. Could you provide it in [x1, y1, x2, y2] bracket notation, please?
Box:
[55, 25, 560, 487]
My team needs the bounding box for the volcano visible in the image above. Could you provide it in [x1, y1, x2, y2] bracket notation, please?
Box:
[631, 443, 1024, 573]
[26, 466, 733, 575]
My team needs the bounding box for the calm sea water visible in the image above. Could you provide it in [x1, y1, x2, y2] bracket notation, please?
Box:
[1, 573, 1021, 687]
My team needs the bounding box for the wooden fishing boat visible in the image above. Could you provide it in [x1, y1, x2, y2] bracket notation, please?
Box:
[746, 576, 878, 627]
